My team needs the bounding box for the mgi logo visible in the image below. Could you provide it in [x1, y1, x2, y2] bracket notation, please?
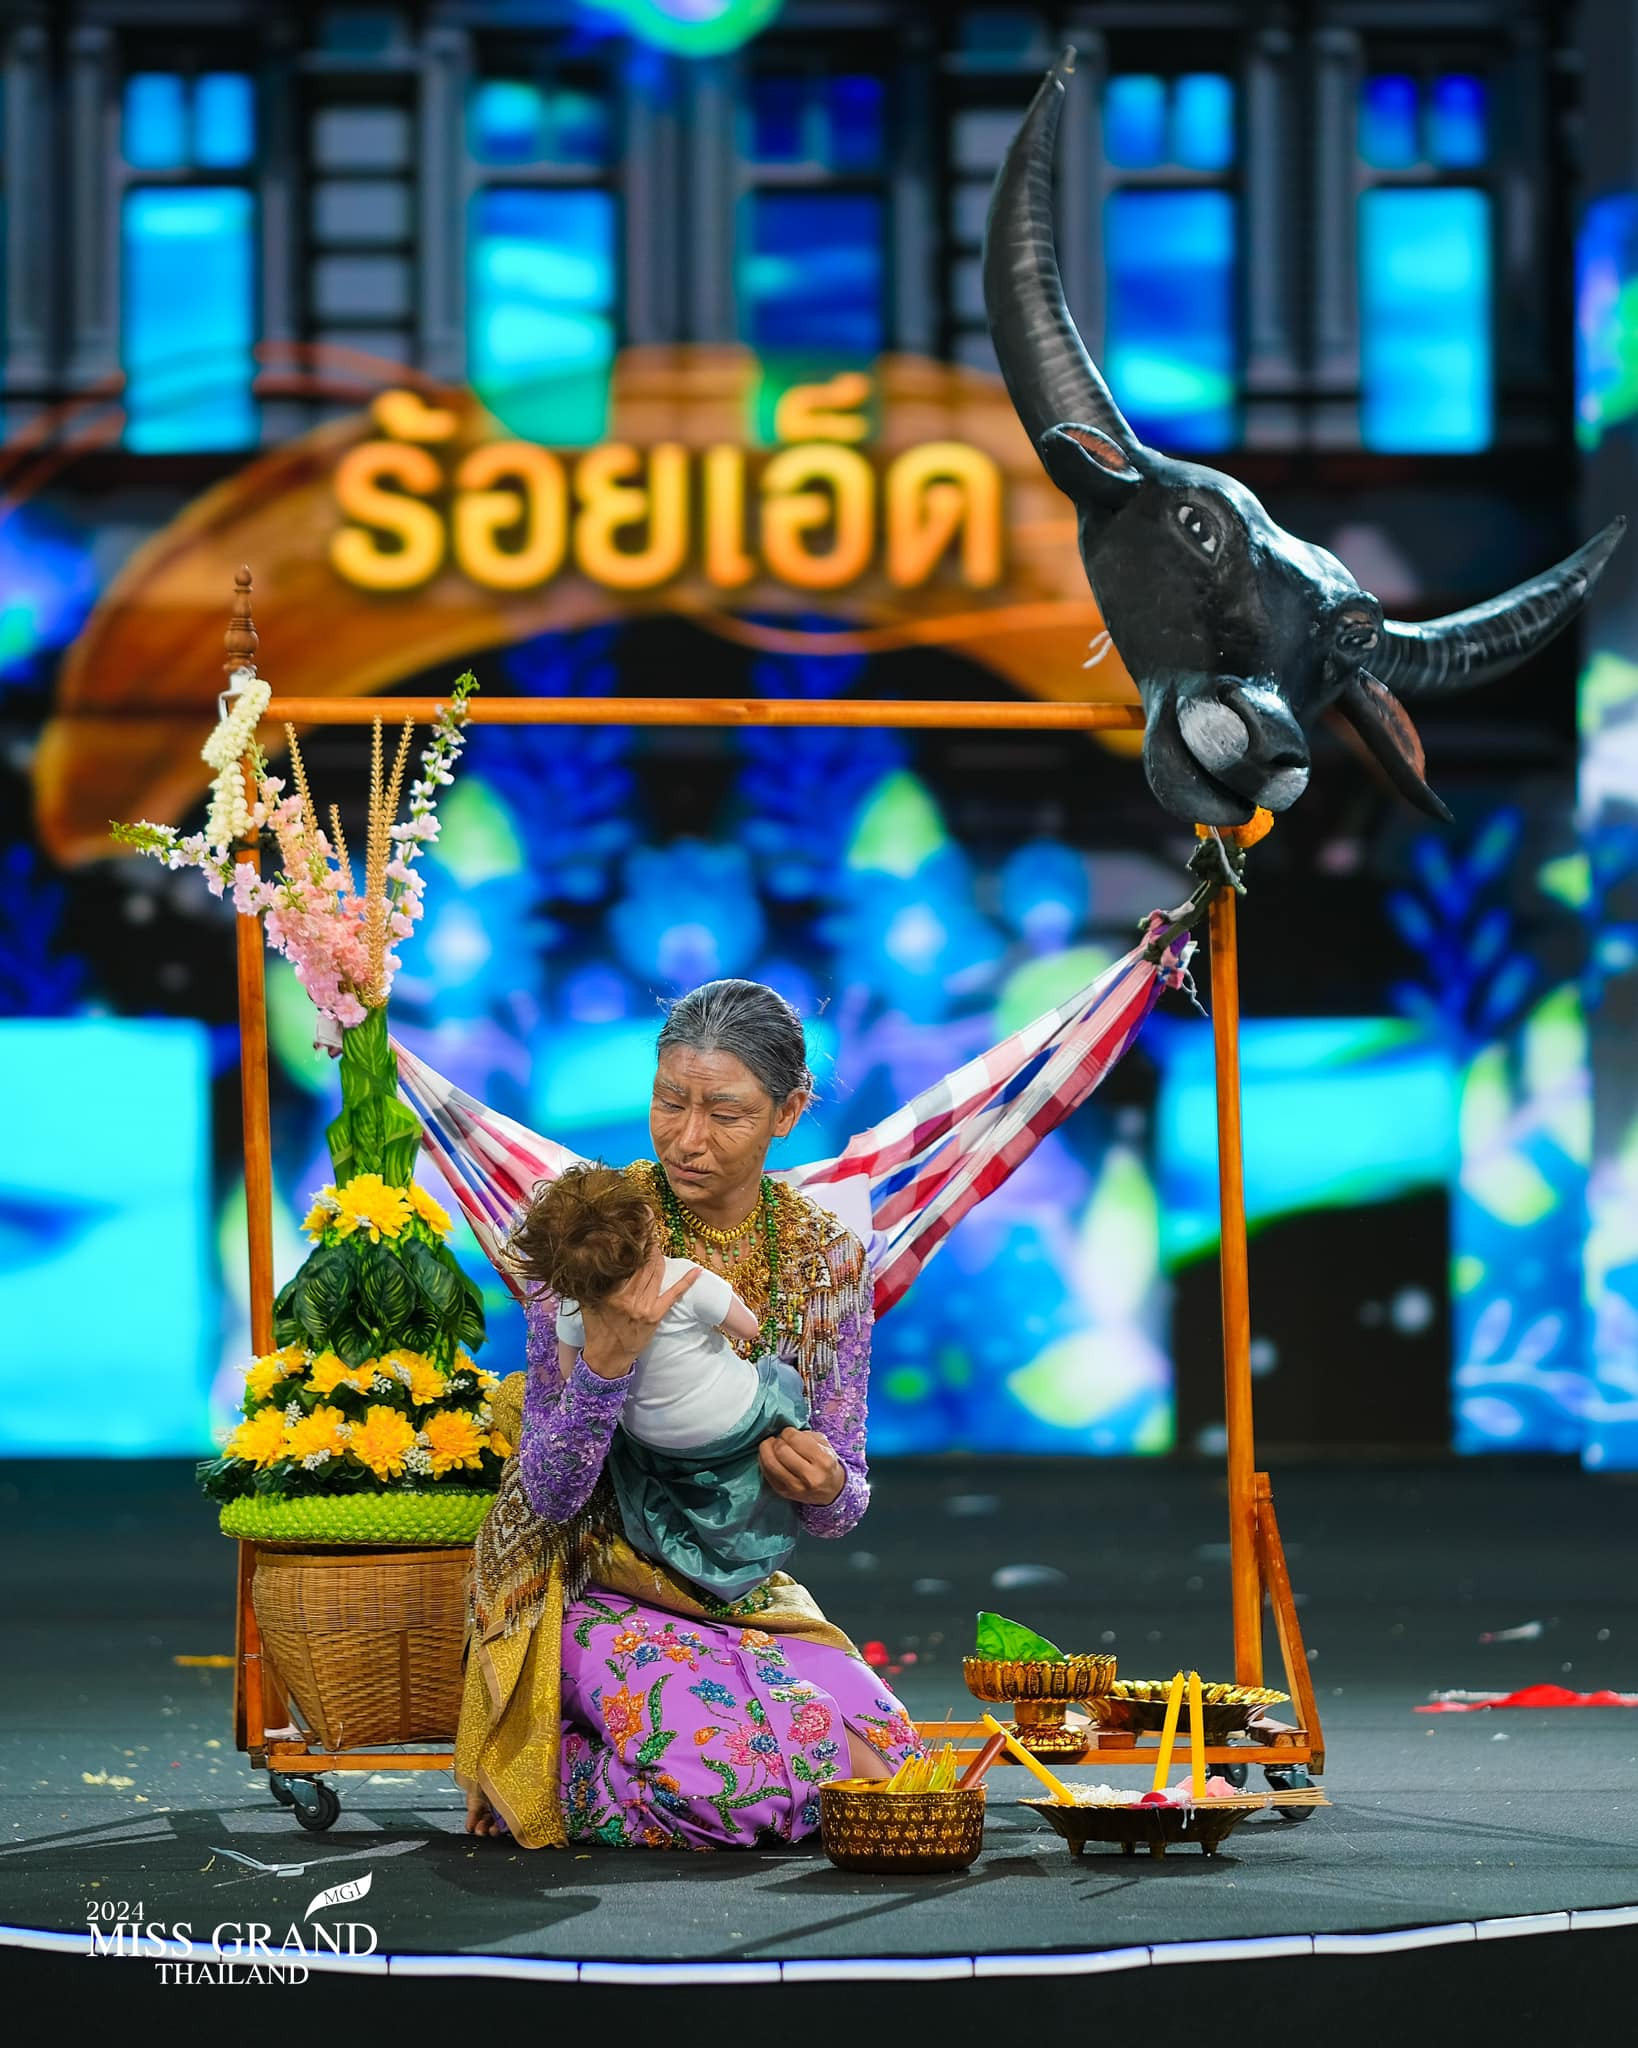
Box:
[87, 1873, 378, 1984]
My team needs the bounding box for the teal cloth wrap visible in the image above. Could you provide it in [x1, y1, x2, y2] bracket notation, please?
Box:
[605, 1355, 810, 1601]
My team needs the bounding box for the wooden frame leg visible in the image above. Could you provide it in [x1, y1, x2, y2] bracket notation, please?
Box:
[1209, 886, 1262, 1686]
[1254, 1471, 1324, 1772]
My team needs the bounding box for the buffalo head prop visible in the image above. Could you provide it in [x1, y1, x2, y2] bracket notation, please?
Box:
[984, 50, 1625, 827]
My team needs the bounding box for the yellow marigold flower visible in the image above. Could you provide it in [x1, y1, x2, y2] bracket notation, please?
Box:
[301, 1189, 340, 1240]
[244, 1354, 295, 1404]
[454, 1351, 496, 1389]
[285, 1404, 348, 1464]
[347, 1405, 417, 1481]
[406, 1183, 454, 1238]
[307, 1349, 352, 1397]
[488, 1431, 514, 1459]
[224, 1409, 289, 1468]
[387, 1350, 447, 1405]
[420, 1408, 487, 1476]
[331, 1173, 411, 1244]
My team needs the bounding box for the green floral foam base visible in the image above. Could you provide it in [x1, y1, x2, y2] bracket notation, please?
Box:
[219, 1491, 494, 1546]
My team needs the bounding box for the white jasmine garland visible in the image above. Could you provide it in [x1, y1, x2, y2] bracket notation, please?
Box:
[403, 1443, 434, 1476]
[200, 672, 272, 858]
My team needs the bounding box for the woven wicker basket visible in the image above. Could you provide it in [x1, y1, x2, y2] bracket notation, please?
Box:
[252, 1545, 468, 1750]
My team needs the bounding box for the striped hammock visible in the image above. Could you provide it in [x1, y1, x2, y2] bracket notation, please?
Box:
[392, 917, 1192, 1319]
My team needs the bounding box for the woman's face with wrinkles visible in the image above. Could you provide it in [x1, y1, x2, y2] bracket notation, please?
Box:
[649, 1047, 805, 1214]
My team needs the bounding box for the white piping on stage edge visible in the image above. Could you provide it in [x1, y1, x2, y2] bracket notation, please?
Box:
[2, 1903, 1635, 1980]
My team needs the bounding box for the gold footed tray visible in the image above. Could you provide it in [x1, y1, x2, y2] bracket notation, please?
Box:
[1024, 1788, 1329, 1859]
[819, 1781, 986, 1874]
[963, 1655, 1115, 1762]
[1089, 1677, 1290, 1742]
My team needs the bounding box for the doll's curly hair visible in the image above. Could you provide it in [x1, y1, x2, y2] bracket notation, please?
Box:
[506, 1162, 657, 1306]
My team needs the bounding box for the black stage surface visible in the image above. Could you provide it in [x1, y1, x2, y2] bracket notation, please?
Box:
[3, 1456, 1635, 2017]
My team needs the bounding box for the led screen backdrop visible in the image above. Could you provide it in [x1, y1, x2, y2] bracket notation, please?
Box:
[0, 1, 1624, 1465]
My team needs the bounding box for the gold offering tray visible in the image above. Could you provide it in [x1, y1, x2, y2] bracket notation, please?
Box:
[963, 1655, 1116, 1761]
[1024, 1787, 1329, 1859]
[1093, 1677, 1289, 1741]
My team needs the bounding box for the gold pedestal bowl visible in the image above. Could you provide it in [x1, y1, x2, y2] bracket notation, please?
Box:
[963, 1655, 1117, 1762]
[819, 1781, 987, 1874]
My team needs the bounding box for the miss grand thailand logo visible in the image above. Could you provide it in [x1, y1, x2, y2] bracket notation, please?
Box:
[85, 1871, 377, 1984]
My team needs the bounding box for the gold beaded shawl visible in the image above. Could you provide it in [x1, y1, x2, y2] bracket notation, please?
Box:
[454, 1177, 870, 1849]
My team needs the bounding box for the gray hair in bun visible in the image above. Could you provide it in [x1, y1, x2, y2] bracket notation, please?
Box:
[657, 979, 815, 1107]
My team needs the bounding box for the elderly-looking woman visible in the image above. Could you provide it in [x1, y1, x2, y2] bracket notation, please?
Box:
[457, 979, 922, 1849]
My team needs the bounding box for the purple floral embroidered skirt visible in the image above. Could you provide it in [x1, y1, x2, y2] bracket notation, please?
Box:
[558, 1585, 925, 1849]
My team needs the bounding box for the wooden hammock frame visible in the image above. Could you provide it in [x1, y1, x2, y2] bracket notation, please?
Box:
[217, 569, 1323, 1790]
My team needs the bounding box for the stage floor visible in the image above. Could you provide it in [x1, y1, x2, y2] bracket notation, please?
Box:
[2, 1456, 1634, 1968]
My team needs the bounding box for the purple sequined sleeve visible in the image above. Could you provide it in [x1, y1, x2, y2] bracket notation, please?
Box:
[517, 1286, 632, 1524]
[797, 1285, 874, 1539]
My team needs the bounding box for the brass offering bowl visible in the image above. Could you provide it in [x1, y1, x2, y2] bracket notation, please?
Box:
[1024, 1786, 1327, 1860]
[962, 1655, 1116, 1762]
[1088, 1678, 1290, 1743]
[819, 1781, 986, 1875]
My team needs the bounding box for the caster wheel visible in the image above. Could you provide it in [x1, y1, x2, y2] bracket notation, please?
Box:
[1264, 1763, 1316, 1820]
[1221, 1763, 1250, 1790]
[268, 1772, 296, 1809]
[289, 1779, 341, 1832]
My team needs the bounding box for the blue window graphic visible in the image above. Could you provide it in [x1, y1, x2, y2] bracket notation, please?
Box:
[1360, 74, 1420, 169]
[122, 187, 258, 452]
[746, 74, 885, 168]
[123, 73, 189, 169]
[468, 187, 617, 445]
[123, 71, 254, 169]
[468, 79, 611, 166]
[740, 192, 885, 356]
[0, 1019, 214, 1455]
[1429, 75, 1487, 169]
[1360, 187, 1493, 452]
[1103, 74, 1234, 172]
[1104, 188, 1238, 450]
[1361, 73, 1488, 170]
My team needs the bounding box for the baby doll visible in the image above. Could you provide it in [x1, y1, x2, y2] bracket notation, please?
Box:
[509, 1162, 810, 1600]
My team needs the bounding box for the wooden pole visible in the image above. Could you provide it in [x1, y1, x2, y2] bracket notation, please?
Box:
[255, 696, 1148, 731]
[226, 568, 275, 1754]
[227, 568, 275, 1355]
[1209, 884, 1263, 1687]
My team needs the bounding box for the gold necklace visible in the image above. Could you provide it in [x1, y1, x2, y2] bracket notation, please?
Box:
[671, 1191, 759, 1247]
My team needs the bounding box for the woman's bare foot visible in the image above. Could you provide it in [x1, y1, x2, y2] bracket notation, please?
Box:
[464, 1788, 504, 1837]
[845, 1731, 892, 1781]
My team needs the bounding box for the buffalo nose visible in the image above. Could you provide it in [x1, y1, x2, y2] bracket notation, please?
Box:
[1224, 683, 1309, 808]
[1178, 680, 1310, 809]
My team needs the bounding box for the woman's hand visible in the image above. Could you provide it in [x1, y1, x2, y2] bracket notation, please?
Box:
[759, 1427, 846, 1506]
[577, 1250, 698, 1380]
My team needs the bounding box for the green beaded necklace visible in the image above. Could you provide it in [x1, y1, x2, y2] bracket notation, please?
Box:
[656, 1168, 784, 1357]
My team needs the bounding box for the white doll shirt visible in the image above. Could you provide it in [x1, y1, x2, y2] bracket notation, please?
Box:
[556, 1257, 761, 1451]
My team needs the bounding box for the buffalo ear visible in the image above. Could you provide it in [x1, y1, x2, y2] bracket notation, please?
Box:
[1038, 423, 1143, 506]
[1330, 672, 1453, 823]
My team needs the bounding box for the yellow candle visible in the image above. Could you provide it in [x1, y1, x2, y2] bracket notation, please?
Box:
[1188, 1669, 1206, 1801]
[1151, 1670, 1186, 1792]
[979, 1711, 1076, 1803]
